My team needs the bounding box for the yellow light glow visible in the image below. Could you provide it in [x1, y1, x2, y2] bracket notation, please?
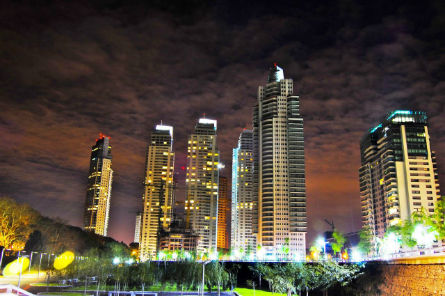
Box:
[3, 257, 30, 276]
[53, 251, 75, 270]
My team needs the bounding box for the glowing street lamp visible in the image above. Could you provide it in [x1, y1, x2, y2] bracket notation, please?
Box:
[112, 257, 121, 265]
[316, 237, 327, 258]
[412, 224, 438, 248]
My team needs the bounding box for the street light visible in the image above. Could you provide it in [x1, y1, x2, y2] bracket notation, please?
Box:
[112, 257, 121, 265]
[38, 253, 47, 277]
[17, 255, 29, 292]
[29, 251, 37, 272]
[316, 237, 327, 259]
[0, 248, 6, 270]
[201, 260, 211, 296]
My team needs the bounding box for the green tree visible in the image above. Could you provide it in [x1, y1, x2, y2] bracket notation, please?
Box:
[331, 230, 346, 256]
[358, 226, 373, 256]
[414, 197, 445, 239]
[204, 262, 229, 296]
[311, 261, 362, 296]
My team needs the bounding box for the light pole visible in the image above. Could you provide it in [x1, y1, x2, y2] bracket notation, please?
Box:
[201, 260, 211, 296]
[38, 253, 46, 277]
[17, 255, 29, 292]
[0, 248, 5, 270]
[29, 252, 36, 272]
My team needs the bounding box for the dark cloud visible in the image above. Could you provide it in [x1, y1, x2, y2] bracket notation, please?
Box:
[0, 0, 444, 245]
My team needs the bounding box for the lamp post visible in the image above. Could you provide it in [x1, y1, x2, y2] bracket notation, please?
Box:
[38, 253, 46, 277]
[17, 255, 29, 292]
[201, 260, 211, 296]
[29, 252, 36, 272]
[0, 248, 5, 270]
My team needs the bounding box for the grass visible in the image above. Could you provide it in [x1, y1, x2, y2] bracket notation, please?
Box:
[70, 283, 228, 292]
[71, 284, 181, 291]
[234, 288, 286, 296]
[38, 293, 91, 296]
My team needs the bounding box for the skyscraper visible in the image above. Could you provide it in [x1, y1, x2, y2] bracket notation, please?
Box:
[139, 124, 175, 261]
[231, 129, 257, 252]
[253, 64, 307, 260]
[359, 110, 441, 239]
[217, 176, 230, 250]
[84, 133, 113, 236]
[134, 212, 142, 243]
[185, 118, 219, 253]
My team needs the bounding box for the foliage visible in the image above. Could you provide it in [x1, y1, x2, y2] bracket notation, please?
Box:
[0, 197, 39, 249]
[331, 230, 346, 255]
[413, 198, 445, 240]
[387, 220, 417, 248]
[204, 262, 230, 295]
[357, 226, 373, 255]
[254, 261, 363, 296]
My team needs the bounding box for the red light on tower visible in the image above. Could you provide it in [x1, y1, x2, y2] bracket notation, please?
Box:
[274, 62, 277, 67]
[97, 132, 111, 141]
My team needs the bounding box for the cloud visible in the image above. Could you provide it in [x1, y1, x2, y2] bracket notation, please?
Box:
[0, 0, 444, 244]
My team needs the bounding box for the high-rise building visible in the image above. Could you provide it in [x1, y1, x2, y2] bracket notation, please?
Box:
[253, 64, 307, 260]
[159, 217, 199, 252]
[134, 212, 142, 243]
[185, 118, 220, 253]
[231, 129, 257, 252]
[139, 124, 175, 261]
[359, 110, 441, 239]
[217, 176, 230, 250]
[84, 133, 113, 236]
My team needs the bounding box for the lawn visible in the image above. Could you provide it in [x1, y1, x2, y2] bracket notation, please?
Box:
[234, 288, 286, 296]
[37, 293, 90, 296]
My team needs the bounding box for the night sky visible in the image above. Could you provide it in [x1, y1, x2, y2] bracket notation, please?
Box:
[1, 0, 444, 245]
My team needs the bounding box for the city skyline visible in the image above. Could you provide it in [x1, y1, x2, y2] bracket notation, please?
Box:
[1, 1, 444, 245]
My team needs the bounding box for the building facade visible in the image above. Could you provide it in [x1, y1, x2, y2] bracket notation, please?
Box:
[139, 124, 175, 261]
[231, 129, 257, 252]
[185, 118, 220, 253]
[217, 176, 230, 250]
[359, 110, 441, 239]
[134, 212, 142, 243]
[253, 64, 307, 260]
[84, 133, 113, 236]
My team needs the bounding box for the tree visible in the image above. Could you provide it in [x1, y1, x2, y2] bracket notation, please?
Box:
[312, 261, 362, 296]
[25, 230, 44, 252]
[331, 230, 346, 256]
[204, 262, 230, 296]
[0, 197, 39, 249]
[413, 197, 445, 240]
[358, 226, 373, 256]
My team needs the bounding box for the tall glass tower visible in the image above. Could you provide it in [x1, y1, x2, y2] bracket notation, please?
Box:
[359, 110, 441, 240]
[139, 124, 175, 261]
[185, 118, 219, 254]
[231, 129, 257, 253]
[84, 133, 113, 236]
[253, 64, 307, 260]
